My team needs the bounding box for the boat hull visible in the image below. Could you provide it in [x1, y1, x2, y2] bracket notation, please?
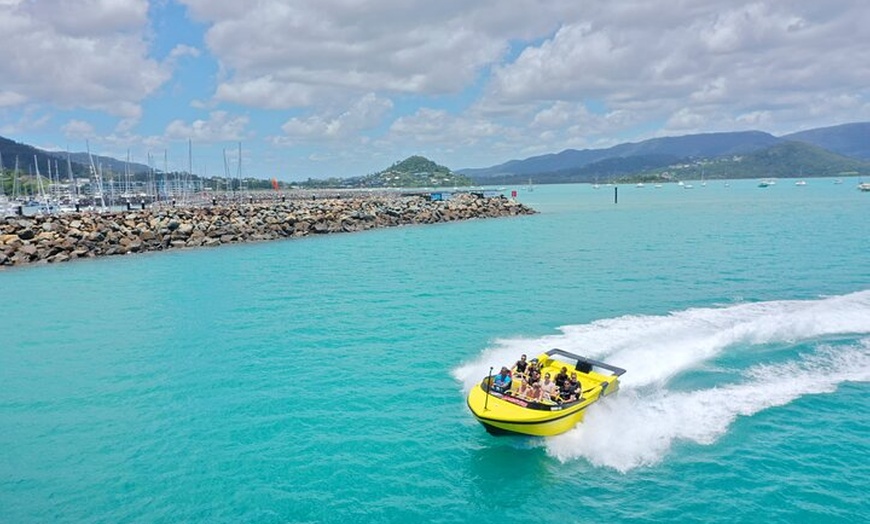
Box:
[469, 399, 590, 436]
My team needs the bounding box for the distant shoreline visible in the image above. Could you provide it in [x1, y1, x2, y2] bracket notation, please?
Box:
[0, 193, 536, 268]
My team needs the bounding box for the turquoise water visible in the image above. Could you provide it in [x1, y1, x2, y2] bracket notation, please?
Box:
[2, 180, 869, 523]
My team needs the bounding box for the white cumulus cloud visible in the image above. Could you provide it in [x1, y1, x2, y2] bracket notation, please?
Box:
[165, 111, 250, 142]
[0, 0, 175, 117]
[279, 93, 393, 140]
[179, 0, 582, 108]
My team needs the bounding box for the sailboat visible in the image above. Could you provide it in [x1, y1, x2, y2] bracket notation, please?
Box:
[527, 177, 534, 192]
[794, 166, 806, 186]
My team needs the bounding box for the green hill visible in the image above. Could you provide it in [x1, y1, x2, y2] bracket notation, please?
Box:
[302, 155, 473, 188]
[367, 156, 471, 187]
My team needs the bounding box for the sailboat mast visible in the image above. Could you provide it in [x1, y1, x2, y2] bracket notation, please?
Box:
[147, 152, 155, 203]
[187, 138, 192, 205]
[13, 156, 20, 200]
[87, 140, 106, 210]
[33, 155, 45, 207]
[125, 149, 131, 201]
[223, 148, 236, 198]
[67, 152, 77, 205]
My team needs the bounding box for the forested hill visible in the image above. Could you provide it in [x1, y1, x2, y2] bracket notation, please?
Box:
[0, 136, 89, 176]
[301, 155, 473, 188]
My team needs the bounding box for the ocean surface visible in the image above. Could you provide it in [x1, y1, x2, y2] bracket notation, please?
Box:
[1, 179, 868, 523]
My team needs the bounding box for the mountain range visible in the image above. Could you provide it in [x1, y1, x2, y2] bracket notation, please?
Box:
[0, 136, 157, 178]
[2, 122, 868, 185]
[459, 122, 870, 183]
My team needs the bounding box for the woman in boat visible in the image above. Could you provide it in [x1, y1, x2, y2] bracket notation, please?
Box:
[528, 380, 543, 401]
[527, 361, 541, 384]
[540, 373, 557, 401]
[518, 366, 542, 398]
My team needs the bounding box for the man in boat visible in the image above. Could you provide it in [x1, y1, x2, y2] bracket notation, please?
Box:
[554, 367, 569, 388]
[492, 367, 513, 394]
[559, 373, 582, 402]
[527, 360, 541, 383]
[514, 355, 528, 376]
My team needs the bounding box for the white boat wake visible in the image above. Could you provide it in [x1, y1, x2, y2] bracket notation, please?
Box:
[454, 290, 870, 471]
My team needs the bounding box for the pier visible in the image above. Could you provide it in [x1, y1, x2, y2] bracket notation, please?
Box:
[0, 192, 535, 267]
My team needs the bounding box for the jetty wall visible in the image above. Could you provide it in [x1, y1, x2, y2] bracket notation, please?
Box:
[0, 194, 535, 267]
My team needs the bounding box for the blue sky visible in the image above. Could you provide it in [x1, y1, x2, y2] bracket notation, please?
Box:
[1, 0, 869, 181]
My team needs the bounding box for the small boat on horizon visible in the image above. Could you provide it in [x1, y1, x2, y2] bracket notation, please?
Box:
[758, 178, 776, 188]
[795, 180, 807, 186]
[466, 349, 626, 437]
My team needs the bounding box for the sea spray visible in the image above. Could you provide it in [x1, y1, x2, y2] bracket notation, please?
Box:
[546, 340, 870, 472]
[455, 291, 870, 470]
[454, 290, 870, 392]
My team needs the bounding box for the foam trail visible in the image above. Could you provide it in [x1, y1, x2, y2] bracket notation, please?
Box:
[453, 290, 870, 392]
[545, 339, 870, 472]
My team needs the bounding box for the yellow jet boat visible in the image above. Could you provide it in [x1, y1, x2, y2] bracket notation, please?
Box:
[466, 349, 626, 436]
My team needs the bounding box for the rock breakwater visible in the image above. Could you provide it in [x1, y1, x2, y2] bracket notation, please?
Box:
[0, 194, 535, 267]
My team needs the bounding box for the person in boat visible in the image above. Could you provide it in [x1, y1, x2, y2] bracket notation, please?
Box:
[518, 366, 542, 398]
[527, 380, 543, 401]
[492, 367, 513, 394]
[514, 354, 528, 376]
[527, 360, 541, 383]
[558, 375, 580, 402]
[540, 373, 557, 401]
[554, 367, 569, 388]
[570, 372, 581, 393]
[559, 373, 582, 402]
